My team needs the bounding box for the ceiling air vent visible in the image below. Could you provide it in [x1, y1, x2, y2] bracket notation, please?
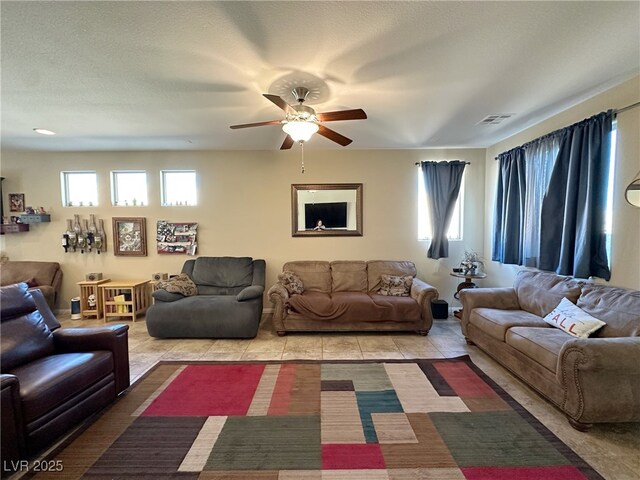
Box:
[477, 114, 514, 125]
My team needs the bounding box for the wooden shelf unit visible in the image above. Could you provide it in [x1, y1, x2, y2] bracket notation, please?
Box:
[77, 278, 110, 319]
[100, 280, 150, 322]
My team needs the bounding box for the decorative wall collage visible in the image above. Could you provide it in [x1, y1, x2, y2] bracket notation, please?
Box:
[60, 215, 198, 257]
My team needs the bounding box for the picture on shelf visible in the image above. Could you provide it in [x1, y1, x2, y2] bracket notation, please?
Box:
[9, 193, 25, 212]
[112, 217, 147, 256]
[156, 220, 198, 255]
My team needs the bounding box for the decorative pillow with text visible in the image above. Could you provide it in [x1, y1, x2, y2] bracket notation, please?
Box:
[378, 274, 413, 297]
[278, 270, 304, 295]
[543, 297, 606, 338]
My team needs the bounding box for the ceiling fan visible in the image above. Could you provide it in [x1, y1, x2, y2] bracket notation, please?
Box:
[230, 87, 367, 149]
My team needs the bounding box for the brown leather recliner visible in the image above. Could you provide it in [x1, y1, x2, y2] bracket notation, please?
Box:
[0, 283, 130, 475]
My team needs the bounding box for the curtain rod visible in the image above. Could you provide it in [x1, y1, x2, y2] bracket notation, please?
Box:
[493, 103, 640, 160]
[414, 161, 471, 166]
[616, 101, 640, 115]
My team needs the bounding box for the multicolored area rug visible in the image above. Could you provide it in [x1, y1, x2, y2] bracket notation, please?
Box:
[33, 357, 603, 479]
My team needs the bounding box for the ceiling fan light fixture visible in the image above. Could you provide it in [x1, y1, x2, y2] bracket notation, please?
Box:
[282, 120, 319, 142]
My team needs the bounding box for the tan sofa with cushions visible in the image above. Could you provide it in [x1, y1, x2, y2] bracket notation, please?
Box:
[0, 261, 62, 309]
[268, 260, 439, 335]
[460, 270, 640, 430]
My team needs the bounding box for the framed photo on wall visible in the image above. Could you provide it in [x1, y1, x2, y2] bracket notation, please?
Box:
[112, 217, 147, 256]
[9, 193, 25, 212]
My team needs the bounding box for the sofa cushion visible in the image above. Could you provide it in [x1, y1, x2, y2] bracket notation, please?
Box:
[331, 261, 367, 292]
[577, 284, 640, 337]
[1, 282, 37, 320]
[514, 270, 582, 317]
[469, 308, 550, 342]
[191, 257, 254, 288]
[505, 327, 571, 373]
[367, 261, 417, 293]
[1, 285, 55, 372]
[0, 261, 60, 288]
[9, 351, 114, 423]
[287, 291, 420, 322]
[283, 261, 331, 292]
[543, 297, 606, 338]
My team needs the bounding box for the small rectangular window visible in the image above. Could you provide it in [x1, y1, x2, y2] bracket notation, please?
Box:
[60, 171, 98, 207]
[418, 171, 464, 241]
[111, 171, 148, 206]
[161, 170, 197, 206]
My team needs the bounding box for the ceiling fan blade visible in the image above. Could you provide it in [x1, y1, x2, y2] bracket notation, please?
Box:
[280, 135, 294, 150]
[316, 109, 367, 122]
[263, 94, 297, 115]
[317, 125, 352, 146]
[229, 120, 282, 129]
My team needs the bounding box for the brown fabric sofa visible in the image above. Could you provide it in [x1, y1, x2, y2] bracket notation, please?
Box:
[460, 270, 640, 430]
[1, 283, 130, 474]
[0, 261, 62, 309]
[268, 260, 439, 335]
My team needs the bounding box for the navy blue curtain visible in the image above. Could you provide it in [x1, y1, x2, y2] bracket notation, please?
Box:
[421, 161, 466, 259]
[492, 148, 526, 264]
[538, 111, 613, 280]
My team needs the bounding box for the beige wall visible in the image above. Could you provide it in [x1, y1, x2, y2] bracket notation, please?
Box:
[0, 148, 486, 309]
[3, 77, 636, 311]
[484, 76, 640, 290]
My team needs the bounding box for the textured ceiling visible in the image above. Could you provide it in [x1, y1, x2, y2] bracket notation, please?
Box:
[1, 1, 638, 152]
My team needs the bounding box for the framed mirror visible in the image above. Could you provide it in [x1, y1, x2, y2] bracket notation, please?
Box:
[625, 171, 640, 207]
[291, 183, 363, 237]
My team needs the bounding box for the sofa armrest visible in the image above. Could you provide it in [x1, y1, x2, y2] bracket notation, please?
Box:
[53, 325, 130, 394]
[1, 374, 26, 463]
[558, 337, 640, 423]
[559, 337, 640, 374]
[237, 285, 264, 302]
[410, 278, 439, 334]
[459, 287, 519, 335]
[268, 283, 289, 333]
[152, 289, 185, 303]
[268, 283, 289, 303]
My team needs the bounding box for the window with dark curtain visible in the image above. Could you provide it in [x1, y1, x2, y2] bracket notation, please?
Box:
[492, 110, 614, 280]
[420, 161, 467, 259]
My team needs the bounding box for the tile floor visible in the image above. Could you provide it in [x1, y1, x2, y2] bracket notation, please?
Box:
[60, 313, 640, 480]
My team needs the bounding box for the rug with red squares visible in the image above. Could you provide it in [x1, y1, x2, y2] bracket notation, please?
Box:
[31, 357, 604, 479]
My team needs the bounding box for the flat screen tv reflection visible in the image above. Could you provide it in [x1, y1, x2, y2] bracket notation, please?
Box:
[304, 202, 347, 229]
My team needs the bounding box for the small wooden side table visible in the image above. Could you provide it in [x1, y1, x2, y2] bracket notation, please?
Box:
[450, 272, 487, 319]
[100, 280, 150, 322]
[77, 278, 110, 319]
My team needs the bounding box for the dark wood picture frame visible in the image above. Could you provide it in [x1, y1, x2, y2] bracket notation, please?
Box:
[112, 217, 147, 256]
[291, 183, 363, 237]
[8, 193, 25, 212]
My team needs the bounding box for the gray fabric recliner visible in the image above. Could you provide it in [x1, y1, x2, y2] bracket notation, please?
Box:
[145, 257, 266, 339]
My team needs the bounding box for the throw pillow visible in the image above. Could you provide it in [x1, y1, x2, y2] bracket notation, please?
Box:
[543, 297, 606, 338]
[156, 273, 198, 297]
[378, 274, 413, 297]
[278, 270, 304, 295]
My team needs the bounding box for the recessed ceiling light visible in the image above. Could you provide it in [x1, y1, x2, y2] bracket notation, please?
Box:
[33, 128, 56, 135]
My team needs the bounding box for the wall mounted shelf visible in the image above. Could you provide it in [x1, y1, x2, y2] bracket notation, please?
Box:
[1, 224, 30, 234]
[19, 214, 51, 223]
